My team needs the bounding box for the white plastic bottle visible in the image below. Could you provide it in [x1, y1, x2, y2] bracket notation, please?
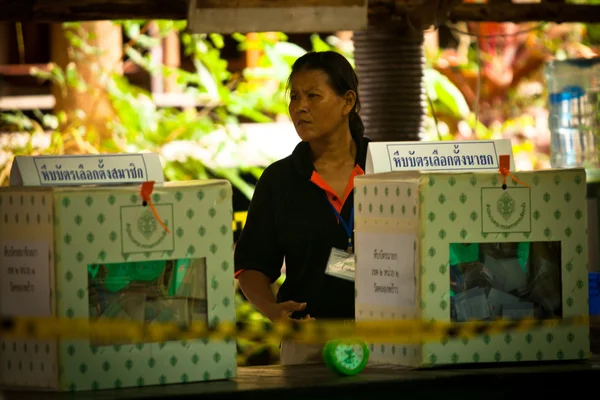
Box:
[545, 57, 600, 172]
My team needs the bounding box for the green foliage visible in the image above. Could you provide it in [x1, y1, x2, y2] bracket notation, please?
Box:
[424, 69, 470, 120]
[0, 21, 346, 198]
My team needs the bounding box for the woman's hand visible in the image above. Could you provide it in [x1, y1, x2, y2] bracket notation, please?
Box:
[266, 301, 315, 322]
[237, 271, 315, 324]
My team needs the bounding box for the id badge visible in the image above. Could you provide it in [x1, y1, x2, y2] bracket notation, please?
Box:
[325, 248, 356, 282]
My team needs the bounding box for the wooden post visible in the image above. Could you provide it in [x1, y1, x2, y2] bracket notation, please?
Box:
[163, 30, 181, 94]
[244, 32, 278, 69]
[0, 22, 9, 65]
[335, 31, 355, 54]
[148, 22, 164, 94]
[245, 33, 261, 69]
[50, 21, 123, 148]
[423, 27, 439, 60]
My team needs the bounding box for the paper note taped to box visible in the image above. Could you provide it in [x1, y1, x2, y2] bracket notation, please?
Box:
[10, 153, 164, 187]
[366, 139, 515, 174]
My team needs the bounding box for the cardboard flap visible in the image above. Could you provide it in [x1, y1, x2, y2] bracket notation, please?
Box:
[187, 0, 368, 34]
[365, 139, 516, 174]
[9, 153, 164, 187]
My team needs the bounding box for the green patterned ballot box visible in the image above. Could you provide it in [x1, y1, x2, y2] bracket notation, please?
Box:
[354, 168, 590, 367]
[0, 154, 236, 391]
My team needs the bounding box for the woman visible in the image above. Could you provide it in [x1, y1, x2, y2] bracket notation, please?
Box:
[234, 51, 369, 365]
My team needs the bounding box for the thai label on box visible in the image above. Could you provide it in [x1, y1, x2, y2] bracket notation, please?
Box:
[0, 155, 236, 391]
[354, 169, 590, 367]
[10, 153, 164, 187]
[365, 139, 515, 174]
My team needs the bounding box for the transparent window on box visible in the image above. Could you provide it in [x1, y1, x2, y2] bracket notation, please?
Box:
[449, 242, 562, 322]
[87, 258, 208, 345]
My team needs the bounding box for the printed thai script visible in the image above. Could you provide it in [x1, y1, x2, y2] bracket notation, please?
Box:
[392, 154, 495, 169]
[373, 249, 398, 260]
[38, 159, 145, 183]
[387, 142, 499, 170]
[4, 246, 38, 257]
[373, 282, 399, 294]
[9, 281, 35, 292]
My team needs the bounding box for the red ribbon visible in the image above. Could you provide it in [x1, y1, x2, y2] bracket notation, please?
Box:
[140, 181, 171, 233]
[498, 154, 530, 188]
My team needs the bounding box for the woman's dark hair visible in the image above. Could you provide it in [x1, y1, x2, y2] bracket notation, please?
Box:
[287, 51, 364, 140]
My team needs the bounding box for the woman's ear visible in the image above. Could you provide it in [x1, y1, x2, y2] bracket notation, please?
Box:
[343, 90, 357, 115]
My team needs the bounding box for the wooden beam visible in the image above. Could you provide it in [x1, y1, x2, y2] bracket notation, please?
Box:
[0, 92, 215, 111]
[188, 0, 368, 33]
[0, 0, 600, 24]
[0, 61, 139, 76]
[197, 0, 365, 7]
[0, 94, 55, 110]
[446, 3, 600, 23]
[0, 0, 189, 22]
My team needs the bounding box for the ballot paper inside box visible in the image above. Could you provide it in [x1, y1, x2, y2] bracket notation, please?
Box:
[0, 155, 237, 391]
[354, 169, 590, 367]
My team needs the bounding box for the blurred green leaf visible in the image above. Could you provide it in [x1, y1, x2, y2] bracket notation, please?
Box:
[310, 34, 331, 52]
[425, 68, 470, 119]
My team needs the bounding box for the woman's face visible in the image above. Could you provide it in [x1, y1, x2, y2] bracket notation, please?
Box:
[288, 69, 353, 142]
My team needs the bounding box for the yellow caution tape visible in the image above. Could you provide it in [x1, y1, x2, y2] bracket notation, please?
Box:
[232, 211, 248, 232]
[0, 315, 592, 344]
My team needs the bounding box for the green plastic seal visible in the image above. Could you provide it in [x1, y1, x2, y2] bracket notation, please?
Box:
[323, 339, 369, 376]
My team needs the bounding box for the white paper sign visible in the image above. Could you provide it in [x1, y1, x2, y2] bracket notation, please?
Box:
[9, 153, 164, 187]
[365, 139, 515, 174]
[356, 232, 416, 308]
[0, 240, 51, 317]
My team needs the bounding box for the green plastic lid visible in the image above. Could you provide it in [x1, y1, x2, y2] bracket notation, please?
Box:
[323, 339, 369, 376]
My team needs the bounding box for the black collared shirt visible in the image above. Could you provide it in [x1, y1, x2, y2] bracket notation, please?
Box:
[234, 137, 370, 320]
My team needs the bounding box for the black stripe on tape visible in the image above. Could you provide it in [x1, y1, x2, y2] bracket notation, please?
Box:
[1, 317, 14, 333]
[445, 326, 460, 338]
[473, 324, 489, 335]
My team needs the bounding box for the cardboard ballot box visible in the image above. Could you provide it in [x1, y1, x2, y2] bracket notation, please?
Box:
[0, 154, 236, 390]
[354, 168, 590, 367]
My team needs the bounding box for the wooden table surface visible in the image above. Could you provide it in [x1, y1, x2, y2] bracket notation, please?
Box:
[3, 357, 599, 400]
